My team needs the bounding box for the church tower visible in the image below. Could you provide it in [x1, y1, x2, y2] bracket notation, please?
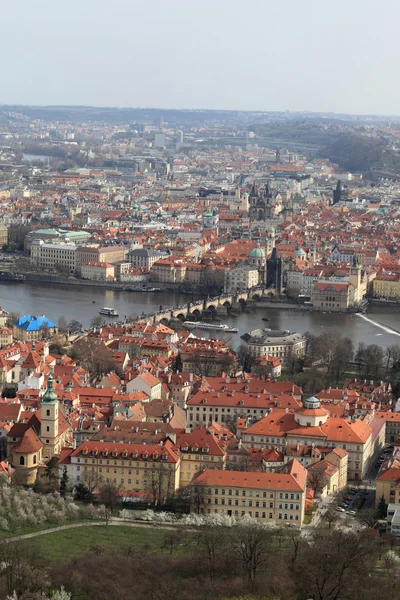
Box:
[266, 226, 275, 256]
[40, 373, 59, 459]
[349, 254, 361, 301]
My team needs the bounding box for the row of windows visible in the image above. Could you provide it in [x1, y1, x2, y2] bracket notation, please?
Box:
[76, 458, 174, 467]
[212, 489, 300, 500]
[211, 498, 300, 509]
[209, 509, 299, 521]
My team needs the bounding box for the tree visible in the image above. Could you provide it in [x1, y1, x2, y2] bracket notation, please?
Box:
[98, 482, 122, 512]
[296, 528, 378, 600]
[229, 521, 272, 584]
[307, 467, 327, 496]
[69, 338, 117, 379]
[73, 482, 94, 504]
[358, 507, 378, 528]
[39, 323, 50, 341]
[67, 320, 82, 334]
[311, 330, 343, 374]
[188, 482, 206, 514]
[59, 466, 69, 497]
[237, 345, 255, 373]
[322, 508, 339, 530]
[98, 505, 112, 527]
[192, 352, 218, 377]
[90, 316, 105, 329]
[196, 525, 226, 579]
[363, 344, 384, 379]
[172, 352, 183, 373]
[377, 495, 388, 519]
[330, 337, 353, 383]
[146, 465, 174, 506]
[355, 342, 367, 374]
[58, 316, 69, 335]
[49, 334, 66, 355]
[5, 312, 19, 329]
[162, 530, 184, 555]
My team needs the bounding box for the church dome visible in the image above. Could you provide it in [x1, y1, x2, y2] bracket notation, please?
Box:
[304, 395, 321, 409]
[249, 245, 265, 259]
[295, 247, 306, 257]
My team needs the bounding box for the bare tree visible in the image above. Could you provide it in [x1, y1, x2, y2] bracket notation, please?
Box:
[196, 525, 226, 579]
[322, 508, 339, 530]
[98, 482, 122, 512]
[229, 521, 272, 584]
[307, 467, 328, 496]
[90, 316, 106, 329]
[146, 465, 174, 506]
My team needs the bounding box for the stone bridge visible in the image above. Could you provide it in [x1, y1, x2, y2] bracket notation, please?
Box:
[140, 288, 266, 324]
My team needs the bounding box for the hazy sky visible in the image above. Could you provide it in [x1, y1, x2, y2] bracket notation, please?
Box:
[1, 0, 398, 115]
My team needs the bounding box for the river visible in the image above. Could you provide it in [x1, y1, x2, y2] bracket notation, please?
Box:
[0, 282, 399, 350]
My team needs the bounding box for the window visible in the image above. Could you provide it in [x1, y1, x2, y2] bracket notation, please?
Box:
[46, 409, 50, 416]
[20, 456, 25, 465]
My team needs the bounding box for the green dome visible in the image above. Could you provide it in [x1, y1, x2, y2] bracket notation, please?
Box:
[43, 373, 57, 403]
[249, 245, 265, 259]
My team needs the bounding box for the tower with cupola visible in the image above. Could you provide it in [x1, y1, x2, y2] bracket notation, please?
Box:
[40, 373, 59, 459]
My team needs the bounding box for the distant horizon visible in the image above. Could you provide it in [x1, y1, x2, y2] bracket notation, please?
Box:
[1, 103, 399, 120]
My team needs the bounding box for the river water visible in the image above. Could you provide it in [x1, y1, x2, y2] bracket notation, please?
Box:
[0, 282, 399, 350]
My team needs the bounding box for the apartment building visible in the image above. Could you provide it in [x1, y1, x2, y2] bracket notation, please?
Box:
[186, 388, 300, 428]
[60, 440, 180, 496]
[175, 428, 227, 486]
[376, 456, 400, 505]
[224, 264, 259, 293]
[30, 240, 77, 273]
[0, 326, 12, 348]
[76, 245, 127, 266]
[127, 248, 161, 270]
[151, 259, 187, 283]
[191, 458, 307, 527]
[81, 262, 115, 281]
[373, 274, 400, 300]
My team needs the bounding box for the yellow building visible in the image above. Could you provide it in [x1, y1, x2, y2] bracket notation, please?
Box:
[0, 326, 12, 348]
[61, 440, 180, 498]
[13, 315, 58, 342]
[175, 429, 227, 486]
[376, 457, 400, 505]
[81, 261, 115, 281]
[191, 458, 307, 527]
[373, 274, 400, 300]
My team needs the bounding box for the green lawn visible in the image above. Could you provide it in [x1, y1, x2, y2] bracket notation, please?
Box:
[14, 525, 168, 561]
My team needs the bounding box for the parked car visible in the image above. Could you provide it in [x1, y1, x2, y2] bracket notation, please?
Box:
[336, 507, 345, 512]
[347, 510, 356, 516]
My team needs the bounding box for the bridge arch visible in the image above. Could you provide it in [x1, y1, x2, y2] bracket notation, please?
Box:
[160, 317, 169, 325]
[176, 313, 186, 321]
[222, 300, 232, 309]
[252, 293, 261, 301]
[206, 304, 217, 313]
[190, 309, 202, 318]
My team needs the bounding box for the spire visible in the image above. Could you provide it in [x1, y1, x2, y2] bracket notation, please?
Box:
[43, 373, 57, 403]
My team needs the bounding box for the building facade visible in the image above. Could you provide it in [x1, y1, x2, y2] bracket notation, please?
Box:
[191, 459, 307, 527]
